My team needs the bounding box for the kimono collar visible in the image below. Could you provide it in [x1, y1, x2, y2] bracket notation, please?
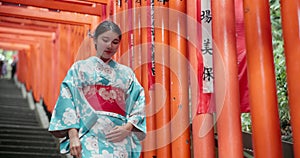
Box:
[91, 56, 117, 68]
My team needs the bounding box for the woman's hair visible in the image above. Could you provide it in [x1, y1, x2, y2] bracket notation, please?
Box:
[94, 21, 122, 40]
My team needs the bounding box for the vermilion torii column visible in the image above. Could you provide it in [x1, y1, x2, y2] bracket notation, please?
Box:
[211, 0, 244, 157]
[114, 0, 122, 60]
[188, 0, 215, 157]
[243, 1, 283, 157]
[169, 0, 191, 157]
[119, 0, 129, 64]
[141, 0, 157, 157]
[132, 0, 142, 82]
[281, 1, 300, 157]
[154, 0, 171, 158]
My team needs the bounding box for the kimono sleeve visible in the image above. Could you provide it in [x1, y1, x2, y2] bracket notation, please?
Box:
[48, 65, 80, 137]
[126, 75, 147, 141]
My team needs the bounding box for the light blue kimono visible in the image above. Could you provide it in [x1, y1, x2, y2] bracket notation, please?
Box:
[48, 56, 146, 158]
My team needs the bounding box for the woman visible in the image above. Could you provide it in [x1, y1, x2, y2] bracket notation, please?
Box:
[49, 21, 146, 158]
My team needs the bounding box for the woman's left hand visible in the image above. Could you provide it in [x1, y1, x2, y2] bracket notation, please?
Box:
[105, 123, 133, 142]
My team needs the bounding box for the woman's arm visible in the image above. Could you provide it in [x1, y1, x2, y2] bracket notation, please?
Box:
[68, 128, 82, 158]
[49, 130, 68, 138]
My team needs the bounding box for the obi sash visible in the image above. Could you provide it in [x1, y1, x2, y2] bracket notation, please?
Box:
[83, 85, 126, 116]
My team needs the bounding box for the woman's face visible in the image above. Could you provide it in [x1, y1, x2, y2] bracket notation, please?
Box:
[94, 30, 120, 61]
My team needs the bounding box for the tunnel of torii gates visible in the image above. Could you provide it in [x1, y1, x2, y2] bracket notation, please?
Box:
[0, 0, 299, 157]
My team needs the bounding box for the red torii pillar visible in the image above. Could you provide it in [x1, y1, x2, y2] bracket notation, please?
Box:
[243, 1, 283, 157]
[281, 1, 300, 157]
[114, 0, 122, 60]
[154, 0, 171, 158]
[141, 0, 157, 157]
[169, 0, 191, 157]
[212, 0, 244, 157]
[132, 0, 142, 82]
[119, 0, 129, 64]
[187, 0, 215, 157]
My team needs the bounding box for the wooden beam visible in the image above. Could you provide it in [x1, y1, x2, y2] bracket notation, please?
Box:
[0, 5, 94, 25]
[0, 26, 54, 37]
[0, 33, 48, 42]
[0, 37, 37, 45]
[79, 0, 108, 4]
[0, 22, 57, 32]
[0, 34, 51, 51]
[0, 46, 27, 51]
[0, 16, 58, 28]
[1, 0, 103, 16]
[0, 42, 30, 50]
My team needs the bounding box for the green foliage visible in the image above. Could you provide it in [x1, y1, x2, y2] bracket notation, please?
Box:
[241, 113, 252, 132]
[0, 49, 16, 63]
[270, 0, 292, 142]
[241, 0, 292, 142]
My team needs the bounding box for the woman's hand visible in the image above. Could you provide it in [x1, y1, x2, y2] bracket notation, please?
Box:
[68, 128, 82, 158]
[106, 123, 133, 142]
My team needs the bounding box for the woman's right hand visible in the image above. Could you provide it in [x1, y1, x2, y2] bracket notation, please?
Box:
[68, 128, 82, 158]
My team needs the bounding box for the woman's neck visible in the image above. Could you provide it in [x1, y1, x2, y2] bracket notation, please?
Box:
[99, 56, 111, 64]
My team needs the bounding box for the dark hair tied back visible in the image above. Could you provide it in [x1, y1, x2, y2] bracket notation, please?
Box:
[94, 21, 122, 40]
